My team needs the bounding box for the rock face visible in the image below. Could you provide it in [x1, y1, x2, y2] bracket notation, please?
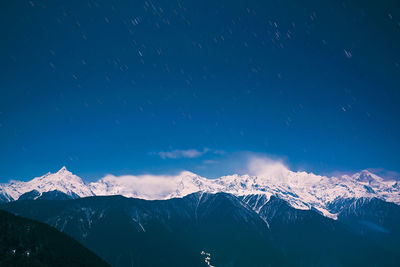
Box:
[1, 192, 399, 267]
[1, 167, 399, 220]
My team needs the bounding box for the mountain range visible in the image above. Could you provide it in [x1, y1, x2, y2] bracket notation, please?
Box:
[1, 166, 399, 219]
[1, 166, 400, 266]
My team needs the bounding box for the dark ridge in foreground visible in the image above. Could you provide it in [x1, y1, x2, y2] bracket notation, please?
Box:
[0, 209, 109, 267]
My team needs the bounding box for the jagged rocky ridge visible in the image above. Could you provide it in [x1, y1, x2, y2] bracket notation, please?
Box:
[1, 166, 399, 219]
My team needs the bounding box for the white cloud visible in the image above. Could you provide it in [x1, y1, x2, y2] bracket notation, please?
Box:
[157, 148, 224, 159]
[203, 159, 218, 164]
[247, 156, 290, 179]
[91, 172, 194, 199]
[158, 149, 208, 159]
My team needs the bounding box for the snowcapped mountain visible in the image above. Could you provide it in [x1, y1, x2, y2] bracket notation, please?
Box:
[0, 167, 94, 201]
[1, 166, 399, 219]
[89, 168, 400, 218]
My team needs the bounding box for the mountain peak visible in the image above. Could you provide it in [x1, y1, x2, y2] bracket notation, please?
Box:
[359, 169, 375, 176]
[56, 166, 69, 174]
[353, 170, 383, 183]
[0, 167, 95, 201]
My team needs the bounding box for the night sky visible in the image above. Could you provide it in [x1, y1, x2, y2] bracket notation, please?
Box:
[1, 0, 400, 181]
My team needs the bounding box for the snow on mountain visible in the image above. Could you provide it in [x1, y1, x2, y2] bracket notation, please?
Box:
[1, 166, 399, 219]
[89, 167, 400, 218]
[351, 170, 384, 184]
[0, 166, 94, 201]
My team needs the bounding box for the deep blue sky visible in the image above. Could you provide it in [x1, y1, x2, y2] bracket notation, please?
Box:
[1, 0, 399, 182]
